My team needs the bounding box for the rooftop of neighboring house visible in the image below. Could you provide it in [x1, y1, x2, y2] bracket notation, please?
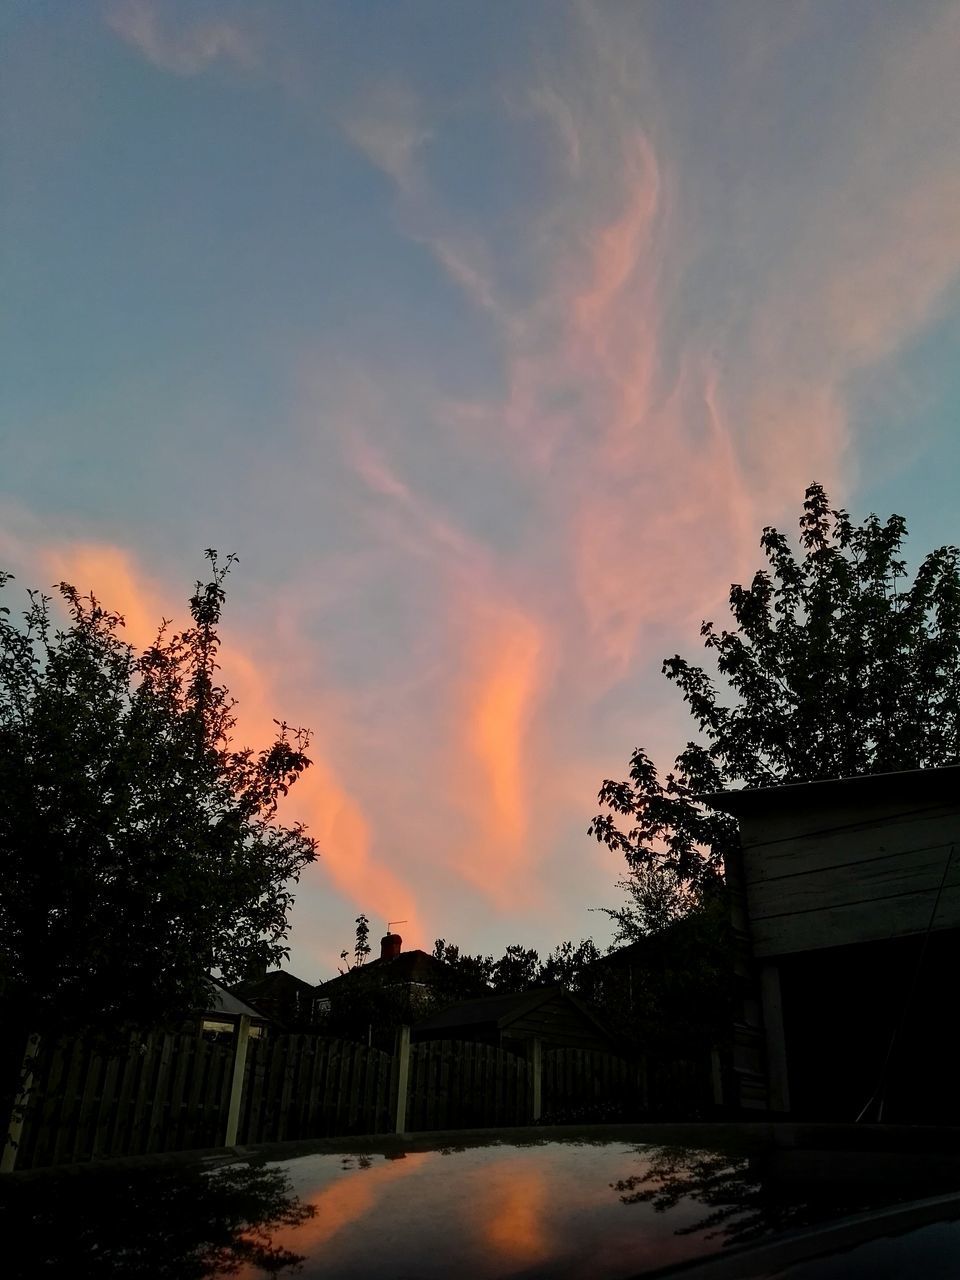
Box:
[317, 932, 491, 997]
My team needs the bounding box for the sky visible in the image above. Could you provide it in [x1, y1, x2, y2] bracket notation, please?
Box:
[3, 0, 960, 982]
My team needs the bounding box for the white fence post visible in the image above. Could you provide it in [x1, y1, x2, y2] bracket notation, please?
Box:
[394, 1025, 410, 1134]
[224, 1015, 251, 1148]
[2, 1031, 41, 1174]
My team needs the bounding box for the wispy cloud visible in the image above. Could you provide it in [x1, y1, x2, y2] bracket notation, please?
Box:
[104, 0, 257, 76]
[342, 82, 432, 193]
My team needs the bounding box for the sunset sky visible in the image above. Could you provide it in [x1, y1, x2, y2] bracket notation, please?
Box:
[3, 1, 960, 981]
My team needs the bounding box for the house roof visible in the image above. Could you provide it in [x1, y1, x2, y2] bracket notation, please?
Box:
[411, 985, 613, 1040]
[699, 762, 960, 816]
[317, 949, 477, 993]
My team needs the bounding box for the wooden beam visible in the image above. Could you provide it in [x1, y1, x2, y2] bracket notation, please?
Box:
[760, 963, 790, 1114]
[393, 1025, 410, 1134]
[223, 1015, 251, 1147]
[529, 1037, 542, 1123]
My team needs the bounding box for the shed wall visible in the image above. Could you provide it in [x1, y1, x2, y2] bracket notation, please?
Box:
[739, 799, 960, 957]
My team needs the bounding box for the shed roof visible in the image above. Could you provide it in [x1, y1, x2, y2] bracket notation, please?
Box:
[700, 762, 960, 816]
[206, 981, 266, 1020]
[231, 969, 316, 1003]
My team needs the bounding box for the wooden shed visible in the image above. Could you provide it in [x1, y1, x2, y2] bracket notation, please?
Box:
[708, 764, 960, 1122]
[410, 986, 621, 1055]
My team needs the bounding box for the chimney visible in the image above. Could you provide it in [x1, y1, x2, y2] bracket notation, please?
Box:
[380, 932, 402, 962]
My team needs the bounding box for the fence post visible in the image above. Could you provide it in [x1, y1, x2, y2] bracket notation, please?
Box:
[393, 1026, 410, 1134]
[224, 1016, 251, 1148]
[2, 1031, 41, 1174]
[637, 1054, 649, 1112]
[710, 1048, 724, 1107]
[529, 1037, 542, 1123]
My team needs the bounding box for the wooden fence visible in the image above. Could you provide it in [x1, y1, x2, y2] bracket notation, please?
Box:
[11, 1032, 236, 1170]
[239, 1035, 394, 1144]
[5, 1030, 711, 1171]
[406, 1040, 533, 1130]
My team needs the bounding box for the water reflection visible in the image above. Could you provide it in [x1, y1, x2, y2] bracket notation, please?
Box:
[0, 1159, 315, 1279]
[8, 1132, 960, 1278]
[613, 1141, 960, 1252]
[257, 1139, 717, 1277]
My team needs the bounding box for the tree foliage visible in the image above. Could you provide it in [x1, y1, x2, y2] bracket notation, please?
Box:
[590, 483, 960, 893]
[431, 936, 601, 999]
[339, 914, 371, 973]
[0, 553, 317, 1040]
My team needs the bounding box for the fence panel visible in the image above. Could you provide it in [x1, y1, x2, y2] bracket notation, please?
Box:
[405, 1040, 535, 1132]
[542, 1048, 640, 1123]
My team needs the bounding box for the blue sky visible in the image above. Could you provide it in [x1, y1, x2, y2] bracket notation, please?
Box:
[3, 0, 960, 978]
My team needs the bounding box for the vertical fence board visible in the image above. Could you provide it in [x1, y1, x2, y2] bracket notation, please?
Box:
[146, 1034, 175, 1155]
[48, 1038, 84, 1167]
[90, 1049, 122, 1159]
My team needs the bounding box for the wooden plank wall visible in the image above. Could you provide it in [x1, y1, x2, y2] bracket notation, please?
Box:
[740, 801, 960, 956]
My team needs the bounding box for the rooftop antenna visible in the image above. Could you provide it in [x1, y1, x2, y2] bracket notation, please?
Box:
[387, 920, 407, 933]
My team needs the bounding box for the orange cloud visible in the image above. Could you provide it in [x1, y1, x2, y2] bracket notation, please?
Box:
[458, 604, 545, 904]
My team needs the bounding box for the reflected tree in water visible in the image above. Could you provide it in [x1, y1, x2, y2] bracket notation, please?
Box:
[612, 1145, 843, 1249]
[0, 1159, 315, 1278]
[611, 1142, 960, 1250]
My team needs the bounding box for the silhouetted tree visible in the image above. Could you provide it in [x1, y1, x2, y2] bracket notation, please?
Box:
[339, 913, 371, 972]
[491, 944, 541, 994]
[431, 939, 495, 990]
[0, 553, 317, 1052]
[431, 937, 601, 999]
[591, 482, 960, 900]
[537, 938, 602, 996]
[591, 864, 694, 947]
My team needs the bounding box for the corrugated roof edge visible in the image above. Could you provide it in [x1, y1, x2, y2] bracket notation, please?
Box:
[698, 761, 960, 815]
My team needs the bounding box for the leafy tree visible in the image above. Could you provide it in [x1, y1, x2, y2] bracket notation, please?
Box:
[491, 944, 541, 995]
[431, 939, 495, 990]
[431, 937, 601, 999]
[339, 913, 371, 972]
[591, 865, 694, 947]
[537, 938, 602, 996]
[590, 483, 960, 897]
[0, 552, 317, 1050]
